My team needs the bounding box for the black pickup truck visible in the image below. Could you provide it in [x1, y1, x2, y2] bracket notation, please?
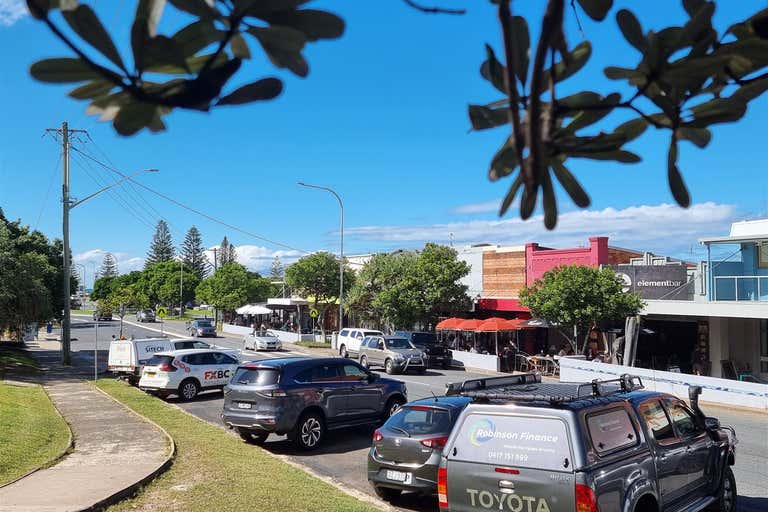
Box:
[395, 331, 452, 369]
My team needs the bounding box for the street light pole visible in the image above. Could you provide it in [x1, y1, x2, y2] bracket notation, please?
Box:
[297, 182, 345, 330]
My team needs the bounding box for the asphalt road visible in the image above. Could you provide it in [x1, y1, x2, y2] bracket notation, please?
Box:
[67, 314, 768, 512]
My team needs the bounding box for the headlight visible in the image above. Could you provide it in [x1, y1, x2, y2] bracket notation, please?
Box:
[394, 354, 405, 361]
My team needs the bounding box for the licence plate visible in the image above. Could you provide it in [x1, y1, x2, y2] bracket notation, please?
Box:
[145, 372, 156, 377]
[237, 402, 252, 409]
[385, 470, 411, 484]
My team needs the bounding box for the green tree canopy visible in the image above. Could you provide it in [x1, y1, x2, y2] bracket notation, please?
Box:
[135, 261, 199, 307]
[145, 220, 175, 266]
[180, 226, 209, 279]
[196, 262, 258, 312]
[519, 265, 644, 351]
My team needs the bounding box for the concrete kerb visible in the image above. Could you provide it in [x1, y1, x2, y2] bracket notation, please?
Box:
[160, 393, 391, 512]
[0, 384, 74, 490]
[84, 383, 176, 512]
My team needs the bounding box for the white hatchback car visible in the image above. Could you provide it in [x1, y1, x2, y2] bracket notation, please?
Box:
[138, 349, 239, 401]
[243, 330, 282, 351]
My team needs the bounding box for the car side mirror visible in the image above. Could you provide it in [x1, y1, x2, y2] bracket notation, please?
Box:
[704, 417, 720, 431]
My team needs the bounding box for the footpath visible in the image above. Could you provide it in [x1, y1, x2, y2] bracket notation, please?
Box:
[0, 339, 173, 512]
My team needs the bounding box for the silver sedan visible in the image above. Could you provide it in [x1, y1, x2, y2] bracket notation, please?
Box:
[243, 330, 282, 351]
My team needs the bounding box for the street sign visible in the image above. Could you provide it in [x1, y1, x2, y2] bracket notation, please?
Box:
[310, 308, 319, 318]
[156, 306, 168, 319]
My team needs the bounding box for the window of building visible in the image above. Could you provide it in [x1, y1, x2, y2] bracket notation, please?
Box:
[761, 320, 768, 374]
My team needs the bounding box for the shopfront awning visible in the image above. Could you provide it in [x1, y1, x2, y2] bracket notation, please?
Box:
[436, 317, 464, 330]
[236, 304, 272, 315]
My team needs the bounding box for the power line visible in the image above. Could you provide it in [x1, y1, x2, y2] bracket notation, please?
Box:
[70, 146, 311, 255]
[34, 151, 62, 231]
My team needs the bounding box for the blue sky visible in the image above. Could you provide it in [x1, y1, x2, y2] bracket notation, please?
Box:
[0, 0, 766, 285]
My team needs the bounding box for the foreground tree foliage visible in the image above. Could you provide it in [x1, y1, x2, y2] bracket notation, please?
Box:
[26, 0, 768, 227]
[519, 265, 644, 352]
[196, 262, 275, 313]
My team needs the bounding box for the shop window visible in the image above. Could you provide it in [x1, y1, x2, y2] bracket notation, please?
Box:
[761, 320, 768, 374]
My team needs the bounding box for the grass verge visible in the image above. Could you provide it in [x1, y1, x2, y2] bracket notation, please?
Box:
[295, 341, 333, 349]
[95, 379, 381, 512]
[0, 345, 38, 379]
[0, 383, 70, 485]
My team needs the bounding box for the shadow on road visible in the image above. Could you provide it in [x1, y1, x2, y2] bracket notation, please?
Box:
[739, 496, 768, 512]
[263, 424, 378, 456]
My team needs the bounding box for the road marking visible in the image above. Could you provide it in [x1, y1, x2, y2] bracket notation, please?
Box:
[113, 317, 187, 339]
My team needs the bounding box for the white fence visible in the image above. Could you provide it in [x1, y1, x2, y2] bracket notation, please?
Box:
[451, 351, 500, 372]
[559, 357, 768, 411]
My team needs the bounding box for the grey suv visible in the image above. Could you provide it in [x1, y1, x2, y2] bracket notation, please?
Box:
[222, 357, 407, 450]
[359, 335, 427, 375]
[438, 373, 737, 512]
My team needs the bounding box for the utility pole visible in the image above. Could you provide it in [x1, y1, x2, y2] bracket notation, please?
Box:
[210, 248, 218, 326]
[180, 260, 184, 317]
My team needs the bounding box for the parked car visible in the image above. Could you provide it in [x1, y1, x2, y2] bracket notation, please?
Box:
[138, 348, 240, 400]
[108, 337, 229, 384]
[187, 318, 216, 337]
[368, 396, 471, 501]
[92, 309, 112, 321]
[243, 329, 282, 351]
[437, 373, 738, 512]
[136, 309, 156, 322]
[337, 327, 384, 358]
[222, 357, 407, 450]
[395, 331, 452, 369]
[358, 335, 427, 375]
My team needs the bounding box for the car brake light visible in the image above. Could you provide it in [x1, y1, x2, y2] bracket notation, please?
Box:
[158, 363, 176, 372]
[268, 390, 286, 398]
[420, 436, 448, 450]
[437, 467, 448, 509]
[575, 483, 597, 512]
[373, 429, 383, 443]
[494, 467, 520, 475]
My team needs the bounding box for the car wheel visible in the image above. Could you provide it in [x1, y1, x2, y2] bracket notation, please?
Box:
[384, 396, 405, 420]
[294, 411, 324, 450]
[178, 379, 199, 401]
[707, 467, 736, 512]
[373, 486, 401, 502]
[339, 344, 348, 358]
[360, 355, 369, 369]
[237, 428, 268, 445]
[385, 359, 395, 375]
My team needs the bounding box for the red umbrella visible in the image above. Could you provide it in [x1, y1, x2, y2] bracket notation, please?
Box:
[456, 319, 484, 331]
[476, 319, 512, 332]
[436, 317, 464, 330]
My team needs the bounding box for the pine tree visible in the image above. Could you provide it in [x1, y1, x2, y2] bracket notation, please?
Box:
[228, 242, 237, 264]
[219, 236, 238, 265]
[180, 226, 209, 279]
[99, 253, 118, 278]
[146, 220, 175, 267]
[270, 256, 284, 278]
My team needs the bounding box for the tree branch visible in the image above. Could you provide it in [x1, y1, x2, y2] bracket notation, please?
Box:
[498, 0, 525, 175]
[403, 0, 466, 14]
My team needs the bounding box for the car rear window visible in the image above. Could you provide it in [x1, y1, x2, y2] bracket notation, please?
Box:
[232, 367, 280, 386]
[386, 406, 452, 436]
[586, 408, 638, 455]
[386, 338, 412, 349]
[364, 331, 382, 337]
[197, 321, 212, 327]
[146, 355, 174, 367]
[453, 414, 572, 471]
[411, 333, 436, 345]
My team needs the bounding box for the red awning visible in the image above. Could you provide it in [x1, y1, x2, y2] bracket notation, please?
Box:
[476, 319, 512, 332]
[456, 319, 484, 331]
[436, 317, 464, 330]
[477, 298, 530, 313]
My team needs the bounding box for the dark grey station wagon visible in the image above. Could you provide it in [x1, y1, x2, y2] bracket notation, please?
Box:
[222, 357, 407, 450]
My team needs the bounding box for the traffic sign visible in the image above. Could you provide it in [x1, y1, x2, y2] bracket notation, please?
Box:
[156, 306, 168, 319]
[310, 308, 319, 318]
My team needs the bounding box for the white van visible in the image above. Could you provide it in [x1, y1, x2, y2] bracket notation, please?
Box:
[336, 328, 384, 358]
[108, 337, 218, 383]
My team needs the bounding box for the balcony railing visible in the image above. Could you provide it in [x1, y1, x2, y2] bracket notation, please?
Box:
[713, 275, 768, 301]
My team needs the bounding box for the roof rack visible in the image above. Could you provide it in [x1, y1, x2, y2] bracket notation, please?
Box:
[446, 373, 644, 405]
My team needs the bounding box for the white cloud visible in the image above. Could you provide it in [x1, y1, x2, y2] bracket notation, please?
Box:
[204, 245, 303, 273]
[73, 249, 145, 285]
[452, 199, 502, 214]
[345, 202, 737, 258]
[0, 0, 27, 26]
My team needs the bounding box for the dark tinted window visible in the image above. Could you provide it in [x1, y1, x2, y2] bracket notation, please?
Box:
[386, 338, 412, 349]
[174, 340, 211, 350]
[295, 364, 340, 383]
[586, 408, 638, 454]
[146, 355, 174, 366]
[339, 329, 349, 337]
[196, 320, 213, 327]
[183, 353, 205, 365]
[411, 333, 436, 345]
[386, 406, 452, 436]
[366, 338, 378, 348]
[664, 399, 701, 437]
[212, 352, 237, 365]
[638, 400, 675, 442]
[232, 367, 280, 386]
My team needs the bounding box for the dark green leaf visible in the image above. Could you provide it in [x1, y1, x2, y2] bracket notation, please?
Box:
[172, 21, 225, 57]
[732, 77, 768, 102]
[258, 9, 345, 41]
[510, 15, 529, 85]
[604, 66, 645, 81]
[676, 126, 711, 148]
[68, 80, 114, 100]
[230, 33, 251, 59]
[688, 97, 747, 127]
[667, 138, 690, 207]
[656, 27, 686, 50]
[563, 93, 620, 132]
[683, 0, 705, 17]
[146, 52, 227, 74]
[86, 91, 130, 121]
[576, 0, 613, 22]
[468, 104, 509, 130]
[26, 0, 49, 19]
[217, 78, 283, 105]
[520, 182, 538, 220]
[616, 9, 645, 52]
[499, 175, 523, 216]
[144, 36, 190, 72]
[62, 5, 124, 69]
[570, 150, 641, 163]
[167, 0, 219, 19]
[683, 1, 714, 40]
[551, 161, 590, 208]
[480, 44, 507, 94]
[558, 91, 601, 110]
[542, 41, 591, 84]
[247, 26, 308, 77]
[489, 137, 518, 181]
[114, 101, 158, 136]
[30, 58, 105, 83]
[614, 117, 648, 142]
[236, 0, 310, 16]
[541, 169, 557, 229]
[661, 55, 731, 89]
[752, 13, 768, 39]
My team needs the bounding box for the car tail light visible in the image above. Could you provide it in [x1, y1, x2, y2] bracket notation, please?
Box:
[437, 467, 448, 509]
[494, 467, 520, 475]
[158, 363, 176, 372]
[266, 389, 286, 398]
[373, 429, 383, 443]
[420, 436, 448, 450]
[575, 483, 597, 512]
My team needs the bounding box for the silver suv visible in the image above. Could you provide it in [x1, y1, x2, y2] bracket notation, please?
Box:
[359, 335, 427, 375]
[438, 373, 737, 512]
